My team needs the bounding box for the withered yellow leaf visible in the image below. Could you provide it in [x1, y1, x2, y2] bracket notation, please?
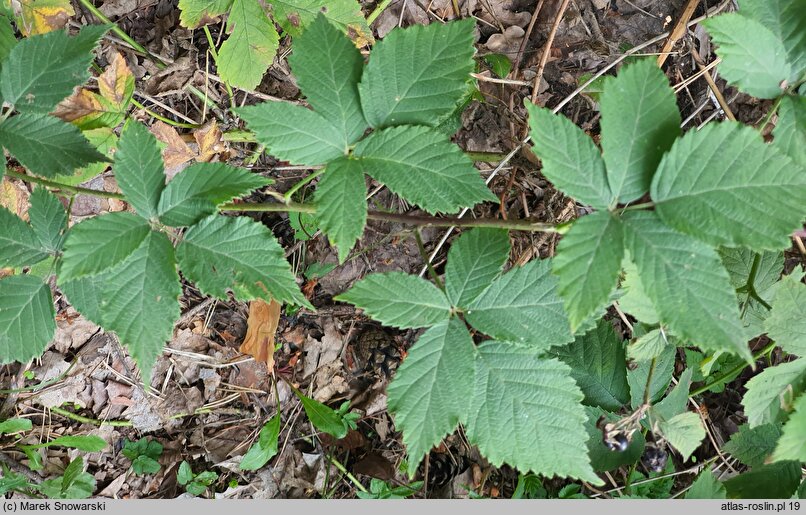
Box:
[193, 121, 226, 162]
[98, 52, 134, 106]
[240, 298, 281, 369]
[150, 120, 196, 170]
[13, 0, 74, 35]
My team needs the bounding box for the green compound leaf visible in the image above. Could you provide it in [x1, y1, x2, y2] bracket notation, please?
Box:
[652, 122, 805, 251]
[0, 275, 55, 364]
[216, 0, 279, 91]
[599, 59, 680, 203]
[237, 102, 348, 165]
[466, 342, 601, 485]
[773, 95, 806, 168]
[657, 412, 705, 461]
[685, 470, 726, 499]
[359, 18, 475, 128]
[28, 188, 67, 255]
[525, 102, 612, 209]
[465, 259, 572, 350]
[0, 207, 49, 267]
[553, 211, 623, 332]
[551, 320, 629, 411]
[739, 0, 806, 80]
[60, 212, 151, 281]
[771, 393, 806, 463]
[176, 215, 309, 307]
[335, 272, 450, 329]
[622, 211, 751, 362]
[444, 228, 510, 308]
[766, 275, 806, 357]
[0, 113, 108, 178]
[354, 125, 496, 214]
[273, 0, 370, 40]
[158, 163, 270, 227]
[388, 318, 475, 471]
[314, 157, 366, 263]
[114, 122, 165, 220]
[723, 423, 783, 468]
[240, 414, 280, 471]
[0, 24, 107, 113]
[703, 13, 791, 99]
[742, 358, 806, 428]
[724, 461, 802, 499]
[177, 0, 232, 28]
[289, 13, 367, 144]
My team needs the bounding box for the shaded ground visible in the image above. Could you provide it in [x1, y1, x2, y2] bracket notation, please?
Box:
[1, 0, 796, 499]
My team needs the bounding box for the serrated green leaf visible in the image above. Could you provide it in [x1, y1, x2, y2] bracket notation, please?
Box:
[100, 231, 180, 383]
[0, 418, 33, 435]
[176, 215, 309, 307]
[388, 318, 475, 471]
[723, 423, 783, 467]
[0, 24, 107, 112]
[335, 272, 450, 329]
[657, 411, 705, 461]
[465, 259, 572, 349]
[216, 0, 278, 90]
[28, 188, 67, 255]
[739, 0, 806, 80]
[742, 358, 806, 427]
[354, 125, 496, 214]
[237, 102, 348, 165]
[314, 158, 366, 263]
[584, 407, 645, 472]
[720, 247, 784, 294]
[0, 113, 108, 178]
[724, 461, 802, 499]
[466, 342, 601, 485]
[553, 211, 623, 331]
[600, 59, 680, 203]
[766, 275, 806, 357]
[622, 211, 751, 362]
[773, 95, 806, 168]
[627, 342, 674, 407]
[114, 122, 165, 220]
[273, 0, 370, 41]
[525, 103, 612, 209]
[59, 127, 118, 186]
[0, 275, 55, 363]
[158, 163, 269, 227]
[177, 0, 232, 28]
[627, 328, 671, 362]
[703, 13, 791, 99]
[240, 414, 280, 471]
[444, 228, 510, 308]
[359, 18, 475, 128]
[685, 469, 726, 499]
[771, 393, 806, 462]
[289, 13, 367, 144]
[59, 272, 108, 326]
[296, 392, 348, 439]
[651, 368, 693, 424]
[0, 207, 49, 267]
[60, 212, 151, 280]
[551, 320, 629, 411]
[652, 122, 805, 251]
[619, 255, 659, 324]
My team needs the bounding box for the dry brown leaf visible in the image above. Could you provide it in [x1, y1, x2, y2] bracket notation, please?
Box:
[12, 0, 74, 35]
[240, 299, 282, 369]
[193, 121, 226, 162]
[150, 121, 195, 169]
[98, 53, 134, 106]
[0, 177, 30, 219]
[53, 89, 104, 123]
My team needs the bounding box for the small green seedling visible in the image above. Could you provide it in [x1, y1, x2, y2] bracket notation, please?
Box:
[177, 461, 218, 496]
[122, 437, 163, 475]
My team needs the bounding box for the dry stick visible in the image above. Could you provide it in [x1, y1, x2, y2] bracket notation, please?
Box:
[530, 0, 571, 104]
[657, 0, 701, 68]
[511, 0, 545, 75]
[690, 45, 736, 121]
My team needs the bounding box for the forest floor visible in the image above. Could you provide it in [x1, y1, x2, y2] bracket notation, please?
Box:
[1, 0, 795, 499]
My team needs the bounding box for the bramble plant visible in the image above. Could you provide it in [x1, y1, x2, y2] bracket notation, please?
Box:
[0, 0, 805, 499]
